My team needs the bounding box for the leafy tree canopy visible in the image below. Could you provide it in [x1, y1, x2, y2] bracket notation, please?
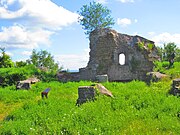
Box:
[0, 47, 14, 68]
[15, 61, 27, 67]
[175, 48, 180, 62]
[156, 42, 180, 68]
[164, 42, 176, 61]
[78, 1, 115, 35]
[29, 49, 59, 72]
[157, 43, 179, 62]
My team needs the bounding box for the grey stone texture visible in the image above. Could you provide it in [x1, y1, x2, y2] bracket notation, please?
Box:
[95, 83, 113, 97]
[79, 28, 159, 82]
[16, 77, 39, 90]
[147, 72, 168, 82]
[76, 84, 113, 105]
[170, 78, 180, 96]
[16, 80, 31, 90]
[96, 74, 108, 82]
[76, 86, 96, 105]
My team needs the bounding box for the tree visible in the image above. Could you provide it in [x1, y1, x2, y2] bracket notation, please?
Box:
[29, 49, 59, 72]
[15, 61, 27, 67]
[163, 42, 176, 68]
[78, 1, 115, 35]
[156, 43, 180, 62]
[164, 42, 176, 60]
[175, 47, 180, 62]
[0, 48, 14, 68]
[156, 46, 164, 61]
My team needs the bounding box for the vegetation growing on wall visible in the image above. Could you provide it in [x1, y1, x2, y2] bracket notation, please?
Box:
[147, 43, 154, 51]
[137, 42, 145, 51]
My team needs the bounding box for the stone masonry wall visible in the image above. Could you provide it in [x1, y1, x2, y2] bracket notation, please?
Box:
[79, 28, 159, 82]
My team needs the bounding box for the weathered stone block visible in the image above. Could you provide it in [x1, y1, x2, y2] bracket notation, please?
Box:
[16, 77, 39, 90]
[76, 84, 114, 105]
[16, 81, 31, 90]
[96, 74, 108, 82]
[170, 78, 180, 96]
[95, 83, 113, 97]
[147, 72, 168, 82]
[76, 86, 96, 105]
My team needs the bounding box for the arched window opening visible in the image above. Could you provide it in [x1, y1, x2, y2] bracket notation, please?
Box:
[119, 53, 125, 65]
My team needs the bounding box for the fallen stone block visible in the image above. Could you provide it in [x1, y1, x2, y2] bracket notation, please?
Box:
[16, 80, 31, 90]
[147, 72, 168, 82]
[95, 83, 113, 97]
[16, 77, 39, 90]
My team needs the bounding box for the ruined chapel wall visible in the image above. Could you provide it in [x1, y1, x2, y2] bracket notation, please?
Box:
[79, 28, 158, 82]
[88, 29, 118, 75]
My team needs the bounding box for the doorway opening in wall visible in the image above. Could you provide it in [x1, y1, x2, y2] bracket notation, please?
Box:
[119, 53, 125, 65]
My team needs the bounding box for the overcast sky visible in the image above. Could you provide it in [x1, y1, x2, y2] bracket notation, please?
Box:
[0, 0, 180, 70]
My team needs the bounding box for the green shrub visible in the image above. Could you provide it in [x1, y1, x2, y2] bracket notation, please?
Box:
[0, 64, 59, 86]
[147, 43, 154, 51]
[0, 65, 38, 86]
[137, 42, 144, 50]
[154, 61, 180, 78]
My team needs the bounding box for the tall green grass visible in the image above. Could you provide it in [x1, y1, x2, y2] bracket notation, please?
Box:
[154, 61, 180, 78]
[0, 80, 180, 134]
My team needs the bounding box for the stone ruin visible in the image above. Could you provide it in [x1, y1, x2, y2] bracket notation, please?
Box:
[170, 78, 180, 96]
[16, 77, 40, 90]
[58, 28, 160, 82]
[76, 83, 113, 105]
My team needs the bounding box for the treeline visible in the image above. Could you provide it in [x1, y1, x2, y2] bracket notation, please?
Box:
[157, 42, 180, 62]
[0, 48, 61, 86]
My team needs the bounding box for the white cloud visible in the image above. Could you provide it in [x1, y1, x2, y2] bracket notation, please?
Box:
[117, 0, 134, 3]
[150, 32, 180, 48]
[55, 49, 89, 70]
[117, 18, 137, 27]
[117, 18, 132, 27]
[0, 0, 79, 51]
[0, 0, 16, 8]
[6, 51, 14, 56]
[148, 32, 156, 36]
[0, 3, 25, 19]
[95, 0, 108, 4]
[0, 24, 53, 50]
[133, 32, 138, 35]
[21, 51, 32, 56]
[0, 0, 79, 29]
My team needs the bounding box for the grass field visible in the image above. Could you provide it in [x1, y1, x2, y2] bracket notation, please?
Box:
[0, 62, 180, 134]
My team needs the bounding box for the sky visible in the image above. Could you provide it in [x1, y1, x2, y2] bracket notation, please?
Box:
[0, 0, 180, 70]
